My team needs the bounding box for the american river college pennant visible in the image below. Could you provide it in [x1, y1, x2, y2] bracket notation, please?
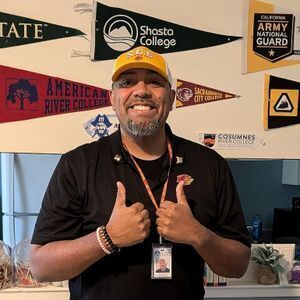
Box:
[0, 65, 110, 123]
[264, 74, 300, 129]
[91, 2, 241, 60]
[0, 11, 84, 48]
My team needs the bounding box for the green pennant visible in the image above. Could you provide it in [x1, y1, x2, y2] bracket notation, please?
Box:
[0, 11, 85, 48]
[92, 2, 241, 60]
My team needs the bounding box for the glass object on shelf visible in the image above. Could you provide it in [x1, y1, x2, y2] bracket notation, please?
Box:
[251, 214, 262, 242]
[0, 240, 14, 290]
[291, 261, 300, 284]
[13, 238, 47, 287]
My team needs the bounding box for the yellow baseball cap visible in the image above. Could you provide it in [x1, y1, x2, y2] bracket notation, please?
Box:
[111, 46, 172, 85]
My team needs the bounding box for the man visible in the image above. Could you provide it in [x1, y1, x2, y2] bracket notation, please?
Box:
[156, 259, 170, 273]
[30, 46, 250, 300]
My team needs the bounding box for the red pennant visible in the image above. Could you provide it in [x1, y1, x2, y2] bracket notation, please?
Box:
[0, 65, 111, 123]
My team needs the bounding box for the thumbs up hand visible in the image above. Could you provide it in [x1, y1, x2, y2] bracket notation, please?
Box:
[106, 181, 151, 248]
[156, 180, 199, 244]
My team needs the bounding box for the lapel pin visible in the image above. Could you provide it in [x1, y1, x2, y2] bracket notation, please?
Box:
[113, 154, 122, 162]
[175, 156, 183, 164]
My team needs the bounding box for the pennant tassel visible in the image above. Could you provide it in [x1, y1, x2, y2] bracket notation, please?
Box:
[73, 3, 93, 13]
[71, 49, 91, 57]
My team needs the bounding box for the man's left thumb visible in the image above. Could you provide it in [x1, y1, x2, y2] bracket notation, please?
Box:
[176, 180, 188, 206]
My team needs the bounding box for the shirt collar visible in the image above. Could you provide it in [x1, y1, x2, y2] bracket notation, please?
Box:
[109, 124, 184, 166]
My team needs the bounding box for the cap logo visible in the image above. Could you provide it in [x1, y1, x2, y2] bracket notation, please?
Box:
[126, 48, 154, 61]
[112, 46, 171, 85]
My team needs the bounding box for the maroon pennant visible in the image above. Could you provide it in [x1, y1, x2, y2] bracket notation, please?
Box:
[175, 79, 238, 108]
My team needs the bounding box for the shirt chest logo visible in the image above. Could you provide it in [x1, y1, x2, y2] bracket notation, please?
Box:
[176, 174, 194, 186]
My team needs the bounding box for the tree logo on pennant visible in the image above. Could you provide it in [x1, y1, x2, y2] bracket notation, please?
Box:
[103, 15, 138, 51]
[6, 79, 38, 111]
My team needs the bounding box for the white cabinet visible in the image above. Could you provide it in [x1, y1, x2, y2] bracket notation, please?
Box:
[282, 160, 300, 185]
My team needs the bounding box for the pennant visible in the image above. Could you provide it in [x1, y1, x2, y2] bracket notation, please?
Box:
[264, 74, 300, 129]
[243, 0, 300, 73]
[0, 65, 110, 123]
[91, 2, 241, 60]
[175, 79, 238, 108]
[0, 11, 84, 48]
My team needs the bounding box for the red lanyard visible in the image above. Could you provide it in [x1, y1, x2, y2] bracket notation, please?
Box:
[123, 137, 173, 210]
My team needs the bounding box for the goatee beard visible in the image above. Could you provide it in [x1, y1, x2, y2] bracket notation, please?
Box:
[126, 120, 159, 137]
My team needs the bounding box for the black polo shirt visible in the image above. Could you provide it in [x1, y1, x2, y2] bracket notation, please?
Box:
[32, 125, 250, 300]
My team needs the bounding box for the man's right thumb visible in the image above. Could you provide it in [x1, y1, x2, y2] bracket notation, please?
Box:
[115, 181, 126, 207]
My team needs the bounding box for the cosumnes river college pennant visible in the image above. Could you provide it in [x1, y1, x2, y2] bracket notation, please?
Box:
[0, 11, 84, 48]
[243, 0, 300, 73]
[0, 65, 110, 123]
[264, 74, 300, 129]
[91, 2, 241, 60]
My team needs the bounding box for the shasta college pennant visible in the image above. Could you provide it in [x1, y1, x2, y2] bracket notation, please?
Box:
[0, 11, 84, 48]
[264, 74, 300, 129]
[92, 2, 241, 60]
[0, 65, 110, 123]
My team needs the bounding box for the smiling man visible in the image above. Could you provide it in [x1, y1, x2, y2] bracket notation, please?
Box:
[110, 47, 175, 161]
[30, 46, 250, 300]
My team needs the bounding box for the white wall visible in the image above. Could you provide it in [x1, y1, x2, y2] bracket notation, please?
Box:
[0, 0, 299, 158]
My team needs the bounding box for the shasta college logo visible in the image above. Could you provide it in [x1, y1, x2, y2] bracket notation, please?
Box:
[103, 15, 138, 51]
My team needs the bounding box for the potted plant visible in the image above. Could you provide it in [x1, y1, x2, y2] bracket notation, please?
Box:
[251, 244, 285, 285]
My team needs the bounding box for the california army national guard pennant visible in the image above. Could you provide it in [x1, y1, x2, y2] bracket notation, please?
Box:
[243, 0, 300, 73]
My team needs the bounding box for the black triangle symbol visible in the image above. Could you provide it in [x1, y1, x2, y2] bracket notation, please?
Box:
[274, 93, 294, 112]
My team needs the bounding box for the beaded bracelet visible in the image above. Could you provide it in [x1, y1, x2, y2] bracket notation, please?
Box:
[96, 227, 111, 255]
[98, 225, 120, 255]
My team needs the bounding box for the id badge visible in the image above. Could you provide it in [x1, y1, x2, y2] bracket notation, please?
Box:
[151, 243, 172, 279]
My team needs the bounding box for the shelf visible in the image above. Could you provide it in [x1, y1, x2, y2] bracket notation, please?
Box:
[2, 284, 300, 299]
[205, 283, 300, 298]
[0, 286, 68, 293]
[0, 286, 69, 300]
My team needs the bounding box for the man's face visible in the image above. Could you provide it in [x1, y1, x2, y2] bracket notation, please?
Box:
[110, 68, 175, 137]
[158, 259, 167, 270]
